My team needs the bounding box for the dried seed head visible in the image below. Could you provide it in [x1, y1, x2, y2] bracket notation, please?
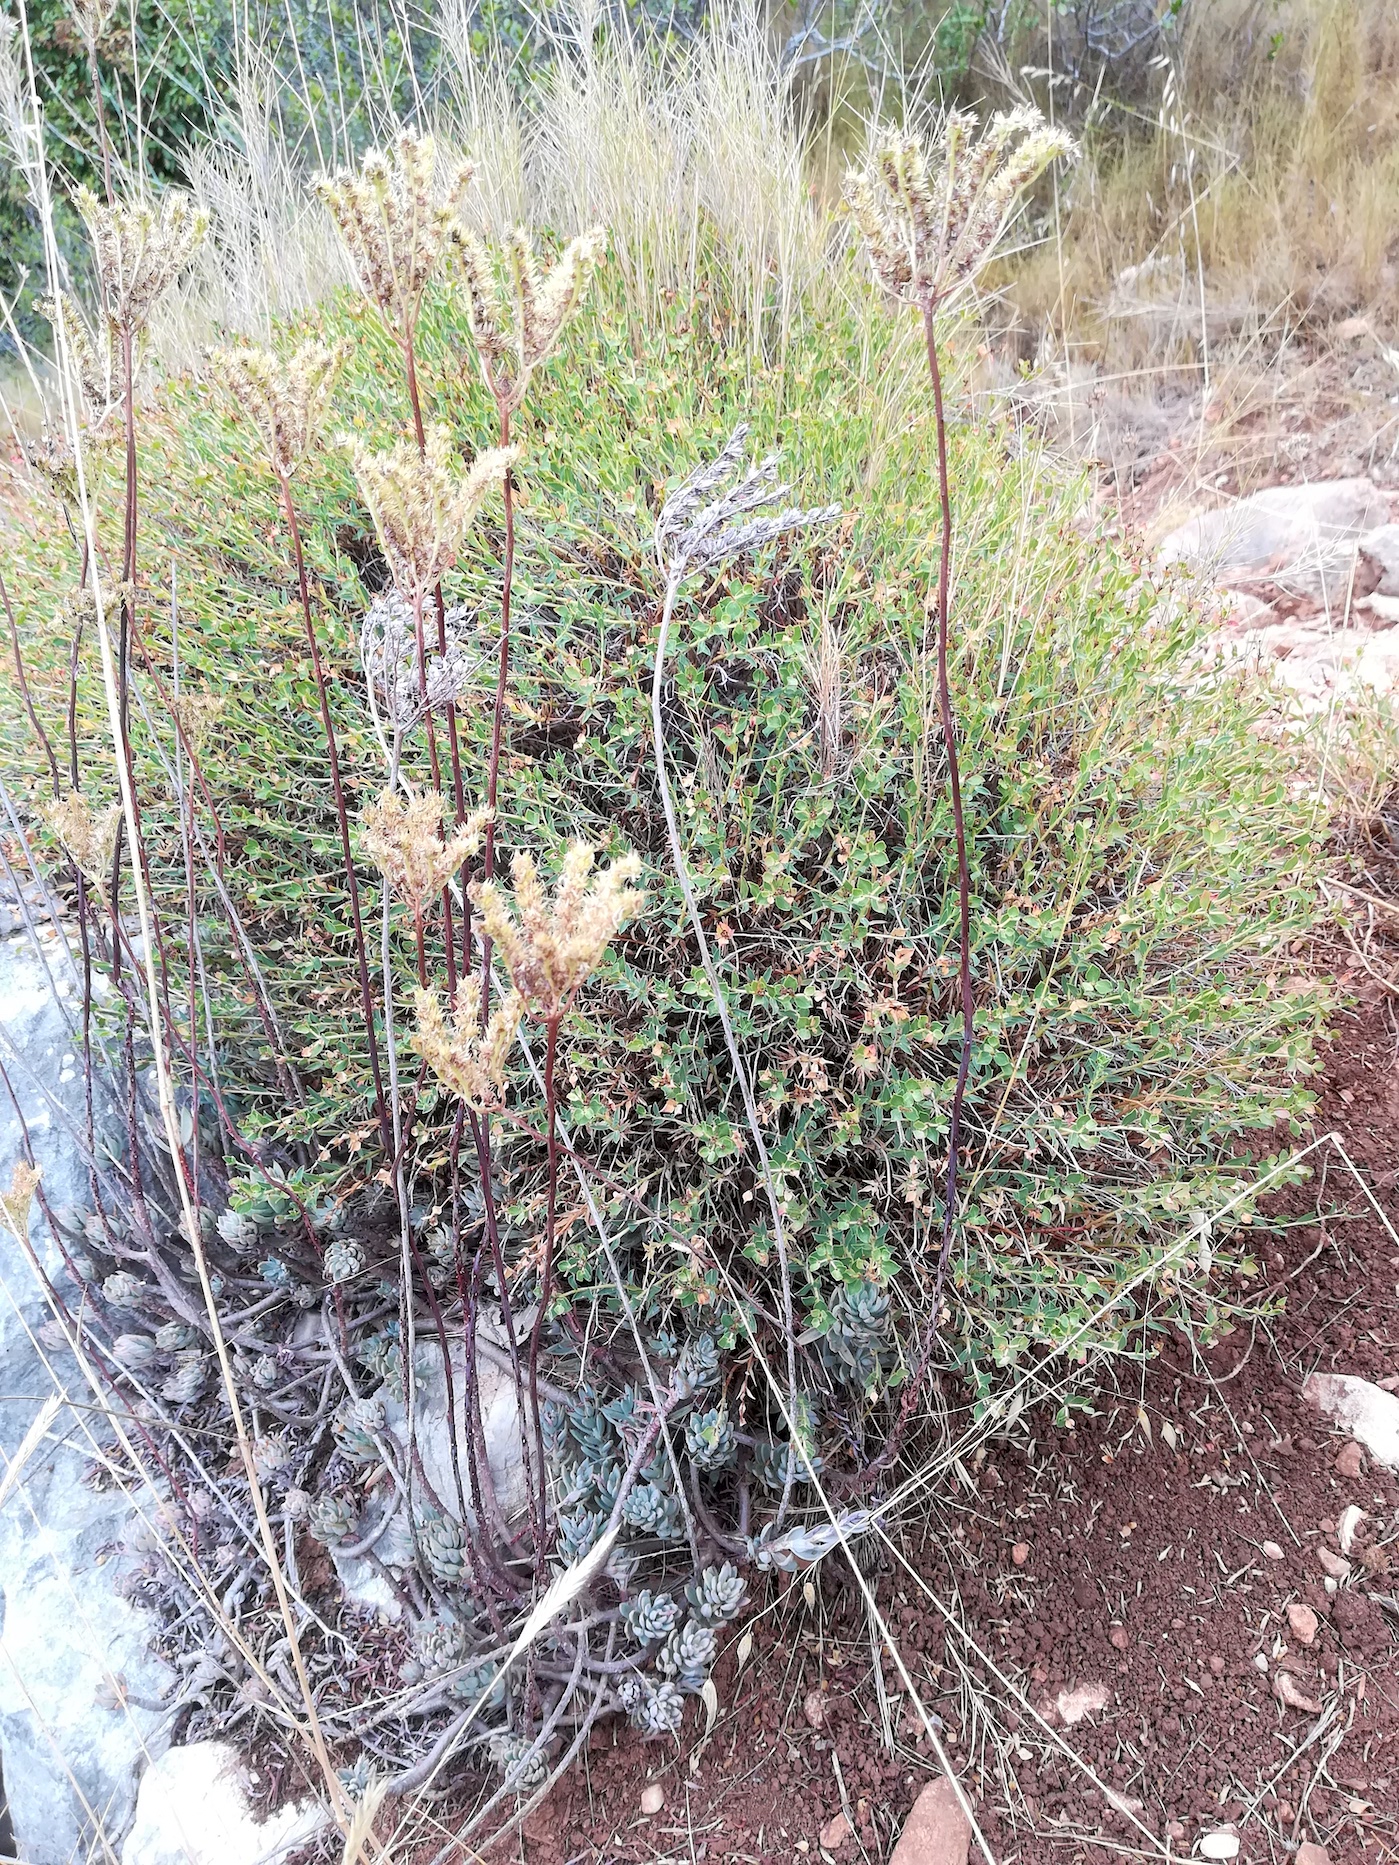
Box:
[358, 590, 477, 732]
[413, 977, 524, 1111]
[75, 187, 208, 339]
[360, 788, 490, 913]
[0, 1162, 40, 1243]
[38, 292, 114, 416]
[211, 341, 348, 480]
[845, 109, 1075, 314]
[655, 423, 840, 579]
[351, 425, 515, 604]
[68, 0, 117, 48]
[43, 790, 120, 886]
[316, 130, 473, 336]
[171, 691, 226, 758]
[472, 842, 645, 1022]
[453, 225, 606, 413]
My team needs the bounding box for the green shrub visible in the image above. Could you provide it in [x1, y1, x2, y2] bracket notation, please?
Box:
[1, 267, 1324, 1415]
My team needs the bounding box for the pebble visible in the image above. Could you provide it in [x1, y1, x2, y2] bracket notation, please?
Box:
[1166, 1822, 1186, 1841]
[820, 1810, 852, 1852]
[1336, 1504, 1364, 1554]
[1252, 1652, 1269, 1672]
[1296, 1846, 1331, 1865]
[1109, 1625, 1129, 1651]
[1261, 1540, 1284, 1561]
[1275, 1671, 1322, 1713]
[1011, 1542, 1030, 1566]
[803, 1687, 826, 1729]
[1318, 1547, 1351, 1580]
[889, 1778, 972, 1865]
[1198, 1832, 1240, 1859]
[1335, 1440, 1365, 1479]
[1286, 1602, 1319, 1645]
[640, 1784, 664, 1816]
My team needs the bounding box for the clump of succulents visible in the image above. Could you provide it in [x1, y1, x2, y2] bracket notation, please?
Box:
[687, 1563, 747, 1626]
[416, 1508, 468, 1585]
[820, 1278, 896, 1391]
[332, 1395, 385, 1463]
[309, 1491, 358, 1548]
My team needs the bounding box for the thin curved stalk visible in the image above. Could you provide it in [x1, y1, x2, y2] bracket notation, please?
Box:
[650, 565, 800, 1523]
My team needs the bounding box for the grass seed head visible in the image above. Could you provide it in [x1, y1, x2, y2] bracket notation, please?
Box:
[846, 108, 1076, 314]
[472, 842, 644, 1022]
[361, 788, 489, 913]
[413, 977, 523, 1111]
[316, 130, 473, 336]
[351, 425, 515, 604]
[171, 691, 226, 758]
[75, 187, 208, 339]
[211, 341, 348, 479]
[42, 790, 120, 886]
[453, 225, 607, 413]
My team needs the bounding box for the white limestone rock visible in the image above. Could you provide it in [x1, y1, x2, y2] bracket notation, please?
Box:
[120, 1741, 330, 1865]
[1160, 478, 1389, 603]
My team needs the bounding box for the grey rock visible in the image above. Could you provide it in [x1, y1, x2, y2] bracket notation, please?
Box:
[0, 932, 171, 1861]
[1358, 522, 1399, 596]
[120, 1740, 328, 1865]
[1160, 478, 1390, 602]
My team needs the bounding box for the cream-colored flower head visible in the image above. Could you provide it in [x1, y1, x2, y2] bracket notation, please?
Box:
[316, 130, 473, 336]
[453, 225, 606, 414]
[75, 187, 208, 339]
[351, 424, 515, 603]
[472, 842, 644, 1022]
[43, 790, 120, 886]
[0, 1162, 40, 1243]
[212, 341, 348, 479]
[845, 108, 1075, 313]
[360, 788, 489, 913]
[413, 977, 523, 1111]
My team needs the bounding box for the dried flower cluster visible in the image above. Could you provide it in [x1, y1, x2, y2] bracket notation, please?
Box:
[844, 109, 1076, 313]
[43, 790, 120, 886]
[68, 0, 116, 48]
[75, 187, 208, 339]
[474, 844, 644, 1022]
[454, 227, 607, 414]
[359, 592, 475, 732]
[352, 425, 514, 604]
[0, 1162, 40, 1244]
[413, 977, 523, 1111]
[38, 292, 114, 417]
[654, 423, 840, 579]
[316, 131, 473, 336]
[361, 788, 489, 914]
[212, 342, 348, 480]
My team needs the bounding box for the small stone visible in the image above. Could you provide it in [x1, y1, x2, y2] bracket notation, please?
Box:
[1109, 1625, 1129, 1651]
[1334, 1440, 1365, 1480]
[1275, 1671, 1322, 1714]
[1166, 1821, 1186, 1841]
[640, 1783, 664, 1816]
[890, 1779, 971, 1865]
[1336, 1504, 1364, 1555]
[1318, 1547, 1351, 1581]
[803, 1687, 826, 1729]
[1209, 1655, 1226, 1675]
[1253, 1652, 1270, 1673]
[1261, 1540, 1284, 1561]
[1011, 1542, 1030, 1566]
[1296, 1845, 1330, 1865]
[1198, 1831, 1240, 1859]
[1287, 1603, 1319, 1645]
[1303, 1373, 1399, 1471]
[820, 1810, 853, 1852]
[1056, 1681, 1110, 1725]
